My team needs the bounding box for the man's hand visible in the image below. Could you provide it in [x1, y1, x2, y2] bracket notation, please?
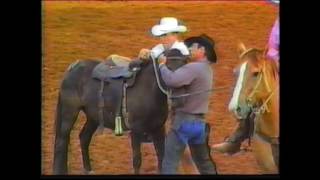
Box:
[138, 48, 151, 61]
[159, 54, 167, 65]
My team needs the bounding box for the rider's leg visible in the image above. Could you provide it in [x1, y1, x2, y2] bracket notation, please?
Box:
[211, 117, 250, 155]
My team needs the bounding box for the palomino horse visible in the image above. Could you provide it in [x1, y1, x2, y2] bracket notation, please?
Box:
[228, 43, 279, 173]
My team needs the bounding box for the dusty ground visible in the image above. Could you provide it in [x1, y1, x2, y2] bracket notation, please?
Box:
[42, 0, 278, 175]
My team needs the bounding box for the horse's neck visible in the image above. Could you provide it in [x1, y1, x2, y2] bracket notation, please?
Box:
[260, 93, 279, 136]
[258, 62, 279, 138]
[265, 60, 279, 82]
[135, 63, 166, 96]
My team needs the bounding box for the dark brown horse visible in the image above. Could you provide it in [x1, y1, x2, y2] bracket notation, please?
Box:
[52, 49, 188, 175]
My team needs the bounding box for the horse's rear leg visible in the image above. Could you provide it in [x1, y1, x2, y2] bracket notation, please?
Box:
[79, 119, 98, 174]
[151, 126, 165, 173]
[53, 95, 80, 175]
[131, 132, 142, 174]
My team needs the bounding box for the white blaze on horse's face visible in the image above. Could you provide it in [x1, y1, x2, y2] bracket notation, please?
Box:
[228, 61, 248, 114]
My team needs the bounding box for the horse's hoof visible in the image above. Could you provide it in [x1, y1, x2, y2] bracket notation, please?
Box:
[211, 142, 241, 155]
[95, 128, 104, 136]
[225, 151, 241, 157]
[83, 170, 95, 175]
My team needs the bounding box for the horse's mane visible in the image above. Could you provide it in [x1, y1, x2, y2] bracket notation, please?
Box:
[266, 59, 279, 81]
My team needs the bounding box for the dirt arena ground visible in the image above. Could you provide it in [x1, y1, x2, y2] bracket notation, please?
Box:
[42, 0, 278, 175]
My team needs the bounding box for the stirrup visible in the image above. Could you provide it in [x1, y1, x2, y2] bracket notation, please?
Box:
[114, 116, 123, 136]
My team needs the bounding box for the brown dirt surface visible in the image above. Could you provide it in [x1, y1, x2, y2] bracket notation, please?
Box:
[42, 0, 278, 175]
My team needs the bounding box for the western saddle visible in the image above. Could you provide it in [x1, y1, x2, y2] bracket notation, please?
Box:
[91, 55, 142, 136]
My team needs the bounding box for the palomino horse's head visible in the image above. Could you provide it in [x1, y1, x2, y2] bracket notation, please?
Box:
[229, 43, 279, 173]
[228, 43, 279, 121]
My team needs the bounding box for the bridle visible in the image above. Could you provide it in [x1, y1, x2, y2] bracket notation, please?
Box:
[245, 59, 279, 145]
[246, 60, 278, 115]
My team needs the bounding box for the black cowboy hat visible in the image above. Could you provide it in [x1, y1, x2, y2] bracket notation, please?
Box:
[163, 48, 189, 61]
[184, 34, 217, 63]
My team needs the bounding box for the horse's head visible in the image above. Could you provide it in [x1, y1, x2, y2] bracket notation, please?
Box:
[132, 48, 188, 71]
[229, 43, 278, 119]
[164, 48, 189, 71]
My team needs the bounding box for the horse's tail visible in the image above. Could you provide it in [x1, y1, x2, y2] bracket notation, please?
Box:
[53, 91, 63, 142]
[54, 59, 79, 134]
[53, 60, 88, 174]
[53, 90, 66, 174]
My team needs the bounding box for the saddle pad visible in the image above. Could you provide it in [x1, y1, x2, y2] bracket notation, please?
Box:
[92, 62, 133, 81]
[110, 55, 131, 67]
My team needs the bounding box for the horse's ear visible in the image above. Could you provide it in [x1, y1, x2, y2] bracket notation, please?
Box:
[249, 49, 264, 71]
[256, 49, 265, 63]
[254, 49, 264, 61]
[238, 42, 247, 57]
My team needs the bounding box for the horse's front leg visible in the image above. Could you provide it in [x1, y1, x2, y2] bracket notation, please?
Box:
[131, 132, 142, 174]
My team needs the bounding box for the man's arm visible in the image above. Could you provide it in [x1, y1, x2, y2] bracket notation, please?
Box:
[160, 64, 196, 88]
[151, 44, 165, 59]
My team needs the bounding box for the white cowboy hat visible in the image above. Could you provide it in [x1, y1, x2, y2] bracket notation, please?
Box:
[151, 17, 187, 37]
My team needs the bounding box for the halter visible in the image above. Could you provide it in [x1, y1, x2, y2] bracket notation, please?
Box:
[246, 60, 277, 114]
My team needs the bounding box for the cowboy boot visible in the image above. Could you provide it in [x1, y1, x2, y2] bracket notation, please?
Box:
[211, 118, 250, 155]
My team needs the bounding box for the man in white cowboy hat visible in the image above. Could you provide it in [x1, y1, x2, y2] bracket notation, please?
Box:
[159, 34, 218, 174]
[107, 17, 189, 67]
[137, 17, 190, 62]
